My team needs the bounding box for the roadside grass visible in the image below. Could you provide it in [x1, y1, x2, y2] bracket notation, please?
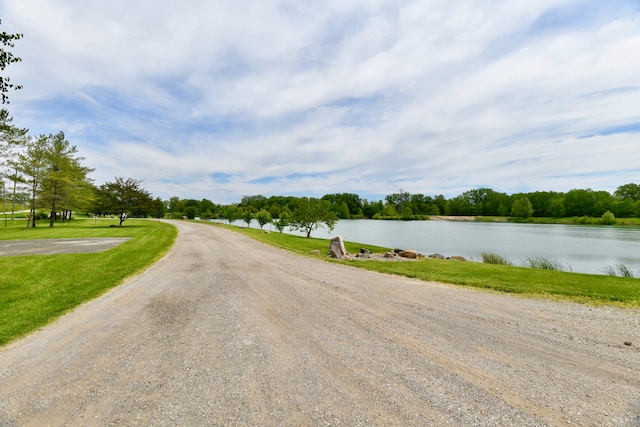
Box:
[0, 216, 137, 239]
[213, 222, 640, 308]
[0, 219, 177, 346]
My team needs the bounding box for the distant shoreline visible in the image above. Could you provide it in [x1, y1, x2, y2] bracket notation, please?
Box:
[428, 215, 477, 221]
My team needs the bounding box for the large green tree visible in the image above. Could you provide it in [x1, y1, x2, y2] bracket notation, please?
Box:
[511, 197, 534, 219]
[39, 132, 94, 227]
[290, 197, 337, 238]
[13, 135, 48, 227]
[13, 133, 93, 227]
[563, 189, 596, 217]
[615, 183, 640, 201]
[93, 177, 154, 226]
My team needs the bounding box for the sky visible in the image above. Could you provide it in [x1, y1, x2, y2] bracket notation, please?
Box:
[1, 0, 640, 204]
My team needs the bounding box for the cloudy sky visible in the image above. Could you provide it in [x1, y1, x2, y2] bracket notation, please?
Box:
[2, 1, 639, 204]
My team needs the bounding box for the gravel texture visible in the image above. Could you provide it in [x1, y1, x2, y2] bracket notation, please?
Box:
[0, 220, 638, 426]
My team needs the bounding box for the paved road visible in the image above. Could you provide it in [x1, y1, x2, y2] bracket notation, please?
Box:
[0, 221, 638, 426]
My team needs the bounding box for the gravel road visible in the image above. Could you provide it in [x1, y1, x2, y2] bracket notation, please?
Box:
[1, 220, 639, 426]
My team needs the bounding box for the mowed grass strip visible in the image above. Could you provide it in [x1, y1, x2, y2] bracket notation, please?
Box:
[213, 222, 640, 308]
[0, 219, 177, 346]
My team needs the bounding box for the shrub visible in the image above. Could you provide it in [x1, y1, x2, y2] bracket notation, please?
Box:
[600, 211, 616, 225]
[34, 211, 49, 220]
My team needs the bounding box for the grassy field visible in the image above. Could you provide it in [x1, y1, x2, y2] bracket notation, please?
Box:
[0, 218, 177, 346]
[212, 222, 640, 308]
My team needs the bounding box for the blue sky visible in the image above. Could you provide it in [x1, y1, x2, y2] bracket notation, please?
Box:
[2, 0, 640, 204]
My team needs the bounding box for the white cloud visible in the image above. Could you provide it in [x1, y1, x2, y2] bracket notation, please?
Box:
[1, 0, 639, 203]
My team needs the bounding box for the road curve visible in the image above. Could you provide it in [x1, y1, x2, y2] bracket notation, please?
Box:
[0, 220, 638, 426]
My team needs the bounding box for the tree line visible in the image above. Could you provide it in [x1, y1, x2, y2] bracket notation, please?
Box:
[0, 125, 165, 227]
[166, 183, 640, 225]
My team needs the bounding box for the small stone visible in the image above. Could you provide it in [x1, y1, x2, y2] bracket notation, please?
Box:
[624, 341, 632, 346]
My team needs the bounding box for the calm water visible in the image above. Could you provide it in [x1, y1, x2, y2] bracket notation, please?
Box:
[259, 219, 640, 276]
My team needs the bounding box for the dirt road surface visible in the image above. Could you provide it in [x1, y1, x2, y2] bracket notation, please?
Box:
[1, 221, 638, 426]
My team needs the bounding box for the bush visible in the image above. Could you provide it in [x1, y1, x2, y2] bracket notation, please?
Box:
[600, 211, 616, 225]
[35, 211, 49, 220]
[573, 215, 596, 225]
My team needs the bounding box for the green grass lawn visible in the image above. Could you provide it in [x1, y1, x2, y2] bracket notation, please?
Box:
[0, 218, 177, 346]
[213, 222, 640, 308]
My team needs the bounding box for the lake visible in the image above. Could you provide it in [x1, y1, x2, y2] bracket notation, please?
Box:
[255, 219, 640, 276]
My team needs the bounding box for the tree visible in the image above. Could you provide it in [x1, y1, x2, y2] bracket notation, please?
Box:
[362, 199, 383, 218]
[220, 205, 240, 224]
[402, 206, 413, 219]
[241, 209, 254, 227]
[615, 183, 640, 201]
[1, 110, 28, 220]
[459, 188, 494, 215]
[272, 211, 289, 233]
[381, 202, 398, 217]
[149, 197, 166, 219]
[322, 193, 363, 216]
[290, 197, 337, 238]
[200, 198, 217, 214]
[1, 109, 28, 164]
[13, 135, 48, 228]
[563, 189, 596, 217]
[183, 205, 198, 219]
[255, 209, 272, 229]
[38, 132, 94, 227]
[385, 189, 411, 216]
[92, 177, 154, 226]
[550, 198, 566, 218]
[1, 20, 23, 105]
[511, 197, 534, 219]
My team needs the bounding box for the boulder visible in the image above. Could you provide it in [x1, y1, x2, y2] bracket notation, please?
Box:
[450, 256, 467, 261]
[360, 248, 372, 254]
[401, 249, 418, 259]
[329, 236, 348, 259]
[384, 251, 398, 258]
[428, 253, 446, 259]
